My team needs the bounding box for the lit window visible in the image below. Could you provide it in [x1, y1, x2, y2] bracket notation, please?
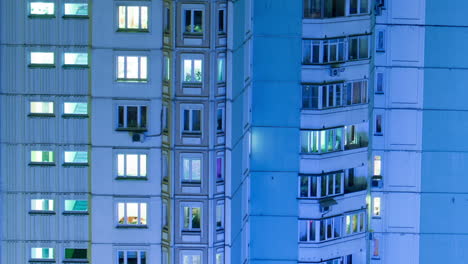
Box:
[64, 53, 88, 66]
[182, 205, 201, 231]
[302, 81, 367, 110]
[184, 9, 203, 33]
[31, 248, 54, 260]
[216, 155, 224, 181]
[216, 202, 224, 229]
[162, 200, 168, 228]
[31, 199, 54, 211]
[162, 105, 169, 132]
[30, 52, 54, 66]
[117, 55, 148, 82]
[30, 101, 54, 115]
[376, 72, 384, 93]
[299, 172, 343, 198]
[64, 102, 88, 115]
[162, 248, 169, 264]
[64, 200, 88, 212]
[182, 252, 202, 264]
[348, 35, 369, 60]
[216, 107, 224, 132]
[303, 0, 345, 18]
[216, 250, 224, 264]
[373, 197, 381, 217]
[182, 157, 201, 183]
[372, 238, 380, 259]
[218, 9, 226, 34]
[374, 156, 381, 176]
[117, 105, 147, 130]
[31, 151, 54, 164]
[183, 108, 201, 133]
[349, 0, 369, 15]
[217, 57, 225, 82]
[117, 153, 147, 177]
[118, 251, 147, 264]
[64, 3, 88, 16]
[163, 56, 170, 81]
[376, 30, 385, 52]
[183, 59, 203, 82]
[375, 115, 383, 134]
[300, 128, 343, 154]
[30, 2, 55, 15]
[64, 151, 88, 164]
[117, 202, 147, 226]
[118, 6, 148, 31]
[64, 249, 87, 260]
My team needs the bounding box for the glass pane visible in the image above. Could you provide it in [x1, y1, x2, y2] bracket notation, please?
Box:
[185, 10, 192, 32]
[299, 221, 307, 241]
[65, 151, 87, 163]
[140, 154, 147, 176]
[311, 177, 317, 197]
[192, 159, 201, 181]
[300, 176, 308, 197]
[309, 220, 316, 241]
[217, 58, 225, 82]
[216, 204, 223, 227]
[64, 53, 88, 65]
[194, 10, 203, 32]
[192, 207, 201, 228]
[335, 173, 342, 194]
[350, 0, 358, 14]
[31, 52, 54, 64]
[64, 102, 87, 115]
[216, 157, 222, 179]
[321, 176, 327, 197]
[127, 6, 140, 29]
[360, 0, 369, 13]
[352, 214, 358, 232]
[126, 154, 138, 176]
[192, 110, 201, 131]
[140, 57, 147, 79]
[141, 7, 148, 29]
[64, 3, 88, 16]
[141, 251, 147, 264]
[194, 60, 202, 82]
[65, 248, 87, 259]
[184, 206, 190, 228]
[218, 9, 225, 32]
[117, 154, 125, 176]
[126, 203, 139, 224]
[118, 251, 124, 264]
[140, 106, 147, 128]
[359, 36, 369, 59]
[126, 56, 139, 79]
[193, 255, 201, 264]
[312, 42, 320, 63]
[184, 60, 192, 81]
[31, 101, 53, 114]
[127, 251, 138, 264]
[127, 106, 138, 128]
[118, 203, 125, 224]
[30, 2, 54, 15]
[118, 56, 125, 78]
[118, 6, 126, 28]
[65, 200, 88, 211]
[183, 158, 190, 180]
[140, 203, 147, 225]
[217, 109, 223, 131]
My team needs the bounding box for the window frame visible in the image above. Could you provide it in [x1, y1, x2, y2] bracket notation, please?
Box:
[29, 2, 55, 17]
[218, 8, 226, 34]
[116, 104, 148, 131]
[215, 153, 224, 182]
[30, 150, 55, 165]
[181, 154, 202, 184]
[375, 114, 383, 135]
[116, 152, 148, 179]
[299, 171, 344, 199]
[31, 247, 55, 260]
[117, 250, 147, 264]
[182, 56, 204, 83]
[183, 7, 204, 35]
[181, 250, 202, 264]
[64, 199, 89, 213]
[116, 4, 149, 32]
[116, 201, 148, 227]
[216, 201, 225, 230]
[376, 29, 386, 52]
[116, 54, 148, 82]
[181, 105, 203, 135]
[29, 101, 55, 117]
[63, 52, 88, 68]
[29, 51, 55, 68]
[375, 72, 384, 94]
[64, 248, 88, 261]
[63, 102, 88, 117]
[63, 2, 89, 18]
[30, 199, 55, 213]
[63, 151, 89, 166]
[217, 55, 226, 83]
[181, 203, 202, 232]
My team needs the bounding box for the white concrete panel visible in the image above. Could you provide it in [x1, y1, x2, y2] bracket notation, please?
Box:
[388, 110, 419, 147]
[391, 0, 421, 20]
[386, 151, 421, 191]
[389, 68, 420, 105]
[383, 233, 420, 264]
[385, 193, 420, 232]
[390, 26, 422, 64]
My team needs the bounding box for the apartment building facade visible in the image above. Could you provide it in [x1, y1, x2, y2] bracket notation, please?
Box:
[1, 0, 466, 264]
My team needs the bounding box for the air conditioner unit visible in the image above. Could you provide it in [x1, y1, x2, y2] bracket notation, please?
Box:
[132, 133, 145, 142]
[329, 68, 340, 77]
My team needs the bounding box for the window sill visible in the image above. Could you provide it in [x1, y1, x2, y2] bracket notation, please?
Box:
[115, 127, 148, 132]
[374, 133, 383, 136]
[28, 113, 55, 118]
[116, 78, 148, 83]
[302, 13, 370, 21]
[29, 162, 56, 166]
[28, 14, 56, 19]
[29, 210, 56, 215]
[115, 176, 148, 181]
[216, 228, 225, 232]
[116, 28, 149, 33]
[182, 82, 203, 87]
[375, 91, 384, 95]
[62, 65, 89, 69]
[301, 103, 368, 111]
[297, 193, 343, 200]
[116, 224, 148, 229]
[182, 132, 202, 137]
[62, 114, 89, 118]
[28, 64, 56, 68]
[372, 216, 382, 219]
[376, 49, 385, 53]
[181, 181, 201, 185]
[62, 259, 88, 263]
[29, 259, 55, 263]
[62, 15, 89, 19]
[62, 163, 88, 167]
[216, 179, 225, 184]
[183, 32, 203, 38]
[217, 32, 227, 36]
[182, 229, 201, 234]
[63, 211, 89, 215]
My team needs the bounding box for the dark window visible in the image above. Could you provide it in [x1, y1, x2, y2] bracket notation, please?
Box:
[218, 9, 225, 33]
[65, 249, 87, 259]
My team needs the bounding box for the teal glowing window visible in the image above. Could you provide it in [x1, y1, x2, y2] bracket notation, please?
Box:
[65, 200, 88, 212]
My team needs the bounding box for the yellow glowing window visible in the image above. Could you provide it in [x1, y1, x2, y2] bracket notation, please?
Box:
[30, 101, 54, 114]
[373, 197, 381, 217]
[30, 52, 54, 65]
[374, 155, 381, 176]
[30, 2, 55, 15]
[118, 6, 148, 30]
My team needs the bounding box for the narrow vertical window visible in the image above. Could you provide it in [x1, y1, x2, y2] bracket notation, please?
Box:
[216, 156, 224, 181]
[375, 115, 382, 134]
[376, 72, 384, 93]
[216, 107, 224, 132]
[216, 202, 224, 229]
[218, 9, 226, 33]
[217, 57, 226, 82]
[373, 197, 381, 217]
[373, 156, 381, 176]
[118, 5, 148, 31]
[164, 6, 170, 33]
[30, 2, 55, 16]
[376, 30, 385, 52]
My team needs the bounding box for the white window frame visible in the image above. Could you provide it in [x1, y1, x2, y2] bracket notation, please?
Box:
[31, 247, 55, 260]
[181, 154, 202, 183]
[299, 172, 344, 198]
[117, 250, 147, 264]
[181, 105, 203, 134]
[217, 55, 226, 83]
[216, 105, 225, 132]
[162, 104, 169, 132]
[117, 104, 148, 130]
[376, 29, 386, 52]
[63, 52, 88, 66]
[116, 202, 148, 226]
[215, 248, 224, 264]
[182, 7, 204, 34]
[181, 250, 202, 264]
[163, 55, 170, 82]
[30, 150, 55, 164]
[182, 56, 203, 83]
[375, 114, 383, 135]
[218, 8, 226, 34]
[373, 197, 381, 217]
[117, 5, 149, 31]
[215, 153, 224, 182]
[163, 5, 170, 33]
[116, 152, 148, 178]
[348, 0, 369, 15]
[373, 155, 382, 176]
[181, 203, 202, 231]
[375, 72, 384, 94]
[116, 55, 148, 82]
[162, 152, 169, 180]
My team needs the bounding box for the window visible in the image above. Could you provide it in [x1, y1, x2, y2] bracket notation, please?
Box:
[31, 199, 54, 211]
[343, 123, 368, 150]
[183, 205, 201, 231]
[376, 72, 384, 93]
[163, 6, 170, 33]
[118, 250, 147, 264]
[376, 30, 385, 52]
[118, 5, 148, 31]
[31, 248, 54, 260]
[64, 3, 88, 16]
[64, 151, 88, 164]
[163, 248, 169, 264]
[299, 172, 344, 198]
[216, 250, 224, 264]
[182, 156, 201, 183]
[117, 202, 147, 226]
[163, 56, 170, 82]
[373, 197, 381, 217]
[117, 55, 148, 82]
[183, 109, 201, 133]
[303, 0, 345, 18]
[31, 151, 55, 164]
[30, 52, 54, 66]
[375, 115, 382, 134]
[182, 252, 201, 264]
[63, 52, 88, 66]
[218, 9, 226, 34]
[162, 200, 168, 228]
[64, 102, 88, 115]
[302, 38, 345, 64]
[349, 0, 368, 15]
[64, 200, 88, 212]
[303, 81, 368, 110]
[300, 128, 343, 154]
[117, 153, 147, 178]
[216, 155, 224, 181]
[184, 9, 203, 33]
[162, 105, 169, 131]
[162, 153, 169, 180]
[217, 57, 226, 82]
[216, 202, 224, 230]
[216, 107, 224, 132]
[348, 35, 369, 60]
[183, 58, 203, 82]
[299, 211, 365, 243]
[30, 2, 54, 16]
[64, 249, 87, 260]
[373, 156, 381, 176]
[372, 238, 380, 259]
[30, 101, 54, 115]
[117, 105, 147, 130]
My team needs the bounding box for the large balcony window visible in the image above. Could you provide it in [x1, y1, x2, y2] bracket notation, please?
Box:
[304, 0, 369, 19]
[302, 80, 367, 110]
[302, 35, 369, 64]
